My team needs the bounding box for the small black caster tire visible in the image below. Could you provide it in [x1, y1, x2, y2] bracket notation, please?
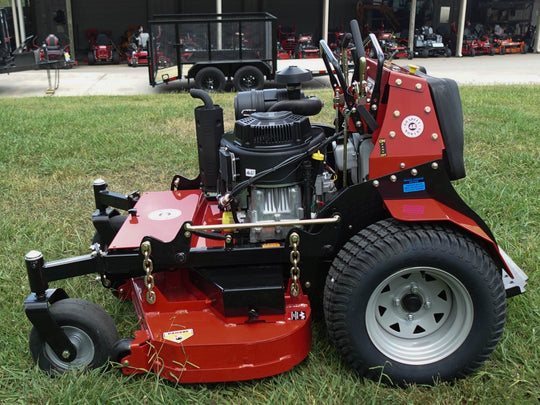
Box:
[29, 298, 118, 375]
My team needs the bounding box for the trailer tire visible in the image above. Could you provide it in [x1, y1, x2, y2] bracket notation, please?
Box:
[233, 66, 265, 91]
[324, 219, 506, 385]
[29, 298, 118, 375]
[195, 67, 226, 92]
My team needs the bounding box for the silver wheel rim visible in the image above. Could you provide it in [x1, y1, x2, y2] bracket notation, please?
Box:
[44, 326, 95, 370]
[366, 266, 473, 365]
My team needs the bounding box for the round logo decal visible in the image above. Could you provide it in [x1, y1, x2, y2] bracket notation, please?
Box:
[148, 209, 182, 221]
[401, 115, 424, 138]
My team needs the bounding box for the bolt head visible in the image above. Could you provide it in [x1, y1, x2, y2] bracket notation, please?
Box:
[431, 133, 439, 140]
[395, 78, 402, 86]
[411, 168, 418, 176]
[393, 110, 400, 118]
[424, 300, 432, 309]
[389, 131, 396, 138]
[122, 360, 130, 367]
[424, 106, 431, 113]
[62, 350, 71, 359]
[407, 313, 415, 321]
[415, 83, 422, 90]
[431, 162, 439, 170]
[372, 180, 380, 187]
[390, 175, 397, 182]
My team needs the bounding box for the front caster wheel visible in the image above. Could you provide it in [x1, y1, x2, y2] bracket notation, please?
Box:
[324, 219, 506, 385]
[29, 298, 118, 375]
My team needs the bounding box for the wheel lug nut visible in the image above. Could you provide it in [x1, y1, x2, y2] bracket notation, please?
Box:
[393, 297, 401, 307]
[407, 313, 414, 321]
[424, 300, 432, 309]
[62, 350, 71, 359]
[410, 284, 419, 294]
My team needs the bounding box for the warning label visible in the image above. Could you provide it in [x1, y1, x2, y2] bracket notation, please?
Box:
[163, 329, 194, 344]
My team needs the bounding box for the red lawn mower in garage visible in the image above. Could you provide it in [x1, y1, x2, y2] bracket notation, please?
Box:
[24, 19, 527, 385]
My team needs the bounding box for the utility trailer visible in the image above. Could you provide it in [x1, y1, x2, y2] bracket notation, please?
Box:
[148, 13, 277, 92]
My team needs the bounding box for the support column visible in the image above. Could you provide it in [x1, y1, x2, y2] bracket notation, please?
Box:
[11, 0, 20, 47]
[16, 0, 26, 43]
[216, 0, 222, 50]
[455, 0, 467, 57]
[535, 7, 540, 52]
[66, 0, 76, 61]
[408, 0, 417, 56]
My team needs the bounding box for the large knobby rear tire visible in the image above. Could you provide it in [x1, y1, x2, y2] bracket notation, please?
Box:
[324, 219, 506, 385]
[29, 298, 118, 375]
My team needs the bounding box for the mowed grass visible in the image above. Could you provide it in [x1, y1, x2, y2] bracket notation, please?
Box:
[0, 86, 538, 404]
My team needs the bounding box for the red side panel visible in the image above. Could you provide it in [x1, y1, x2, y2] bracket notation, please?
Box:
[370, 70, 445, 178]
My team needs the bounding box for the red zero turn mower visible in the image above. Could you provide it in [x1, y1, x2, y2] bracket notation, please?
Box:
[24, 20, 527, 385]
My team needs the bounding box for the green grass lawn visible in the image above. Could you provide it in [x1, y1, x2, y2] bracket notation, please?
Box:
[0, 86, 538, 404]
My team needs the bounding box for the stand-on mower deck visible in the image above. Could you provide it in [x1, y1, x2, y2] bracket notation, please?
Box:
[23, 20, 528, 385]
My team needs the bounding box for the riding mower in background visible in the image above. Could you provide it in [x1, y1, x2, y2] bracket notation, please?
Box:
[413, 26, 452, 57]
[38, 34, 75, 68]
[127, 26, 149, 67]
[23, 19, 527, 385]
[87, 30, 120, 65]
[295, 33, 320, 58]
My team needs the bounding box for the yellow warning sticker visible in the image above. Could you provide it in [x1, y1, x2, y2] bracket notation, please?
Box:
[163, 329, 194, 344]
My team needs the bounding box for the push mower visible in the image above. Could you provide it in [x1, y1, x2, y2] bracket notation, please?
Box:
[23, 19, 527, 385]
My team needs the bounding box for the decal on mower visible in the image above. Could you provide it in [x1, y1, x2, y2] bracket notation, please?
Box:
[148, 208, 182, 221]
[289, 311, 307, 321]
[403, 177, 426, 193]
[401, 115, 424, 138]
[245, 168, 256, 177]
[163, 328, 194, 343]
[378, 139, 387, 157]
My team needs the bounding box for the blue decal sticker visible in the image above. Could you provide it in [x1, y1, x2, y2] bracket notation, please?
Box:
[403, 177, 426, 193]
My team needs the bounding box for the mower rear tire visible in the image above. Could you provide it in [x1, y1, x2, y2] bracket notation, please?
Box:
[324, 218, 506, 385]
[29, 298, 118, 375]
[195, 67, 226, 92]
[112, 52, 120, 64]
[234, 66, 265, 91]
[88, 52, 95, 65]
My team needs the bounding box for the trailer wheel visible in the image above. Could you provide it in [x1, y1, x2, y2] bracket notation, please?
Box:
[29, 298, 118, 375]
[324, 219, 506, 385]
[233, 66, 265, 91]
[195, 67, 226, 92]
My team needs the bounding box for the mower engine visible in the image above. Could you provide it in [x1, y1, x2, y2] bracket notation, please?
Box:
[192, 66, 335, 243]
